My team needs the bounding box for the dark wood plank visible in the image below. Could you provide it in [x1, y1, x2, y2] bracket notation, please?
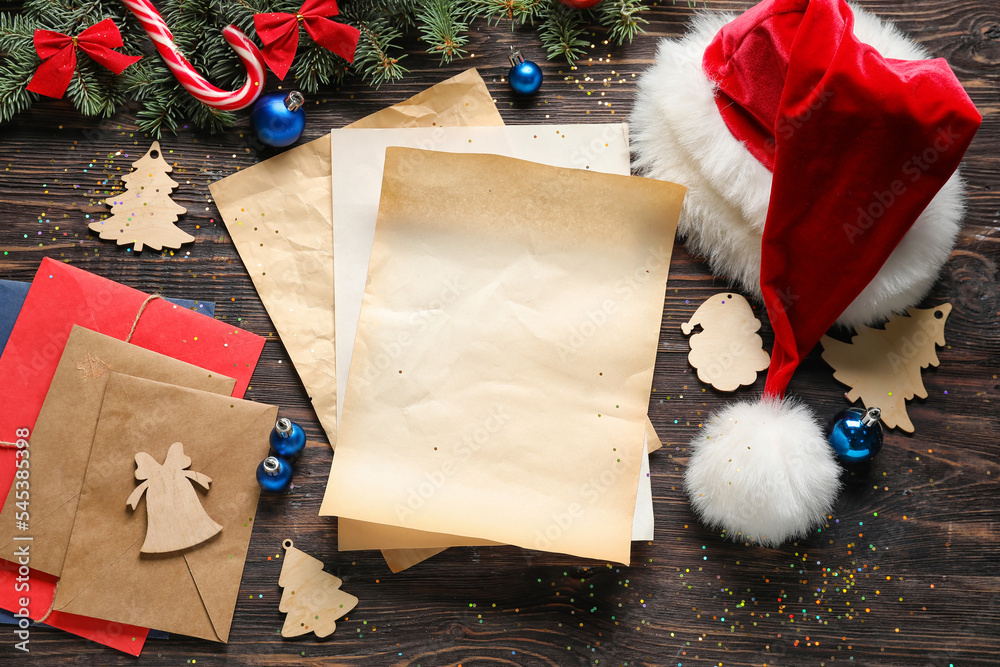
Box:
[0, 1, 997, 664]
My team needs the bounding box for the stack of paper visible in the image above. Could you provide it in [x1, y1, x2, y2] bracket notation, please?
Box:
[321, 148, 682, 565]
[213, 69, 685, 567]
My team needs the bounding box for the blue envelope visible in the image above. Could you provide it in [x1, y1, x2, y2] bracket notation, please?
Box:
[0, 280, 30, 357]
[0, 609, 169, 638]
[0, 279, 215, 356]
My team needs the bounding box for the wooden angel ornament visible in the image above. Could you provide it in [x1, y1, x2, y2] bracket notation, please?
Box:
[127, 442, 222, 553]
[89, 141, 193, 252]
[681, 293, 770, 391]
[821, 303, 952, 433]
[278, 540, 358, 638]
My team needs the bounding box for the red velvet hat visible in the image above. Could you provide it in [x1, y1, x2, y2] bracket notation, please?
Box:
[633, 0, 980, 544]
[704, 0, 979, 406]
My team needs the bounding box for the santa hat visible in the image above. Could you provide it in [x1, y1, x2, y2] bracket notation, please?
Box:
[631, 0, 981, 545]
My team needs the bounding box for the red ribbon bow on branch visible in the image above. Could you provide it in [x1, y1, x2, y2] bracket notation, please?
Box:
[254, 0, 361, 80]
[27, 18, 142, 99]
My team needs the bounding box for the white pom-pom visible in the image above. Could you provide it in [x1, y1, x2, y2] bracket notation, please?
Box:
[684, 397, 841, 546]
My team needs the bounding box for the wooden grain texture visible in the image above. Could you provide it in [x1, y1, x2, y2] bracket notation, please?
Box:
[0, 1, 996, 665]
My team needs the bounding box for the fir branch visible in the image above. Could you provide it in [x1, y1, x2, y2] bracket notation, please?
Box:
[184, 94, 238, 134]
[65, 59, 119, 117]
[469, 0, 548, 27]
[0, 11, 33, 55]
[538, 4, 588, 64]
[136, 95, 187, 137]
[291, 38, 348, 93]
[0, 63, 34, 124]
[0, 0, 657, 132]
[415, 0, 471, 65]
[597, 0, 648, 45]
[0, 14, 35, 125]
[349, 16, 409, 87]
[118, 59, 165, 101]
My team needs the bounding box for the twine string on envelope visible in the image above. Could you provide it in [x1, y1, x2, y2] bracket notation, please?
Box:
[36, 581, 59, 623]
[126, 294, 162, 343]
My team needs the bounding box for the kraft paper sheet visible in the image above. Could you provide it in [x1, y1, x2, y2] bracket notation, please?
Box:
[321, 149, 684, 564]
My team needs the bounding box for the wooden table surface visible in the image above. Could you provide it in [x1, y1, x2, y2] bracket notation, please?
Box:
[1, 1, 997, 665]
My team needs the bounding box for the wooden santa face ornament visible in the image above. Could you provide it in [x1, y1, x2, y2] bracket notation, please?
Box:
[681, 293, 770, 391]
[126, 442, 222, 553]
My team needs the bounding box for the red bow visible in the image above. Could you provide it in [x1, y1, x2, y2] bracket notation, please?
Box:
[27, 19, 142, 99]
[254, 0, 360, 80]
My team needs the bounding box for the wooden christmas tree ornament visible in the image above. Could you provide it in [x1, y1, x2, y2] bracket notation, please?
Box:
[820, 303, 953, 433]
[89, 141, 193, 251]
[126, 442, 222, 553]
[278, 540, 358, 638]
[681, 293, 770, 391]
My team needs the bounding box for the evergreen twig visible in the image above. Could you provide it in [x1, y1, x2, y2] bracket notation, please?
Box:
[415, 0, 471, 65]
[539, 4, 589, 64]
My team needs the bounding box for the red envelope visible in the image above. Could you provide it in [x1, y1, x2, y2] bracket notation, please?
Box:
[0, 258, 266, 654]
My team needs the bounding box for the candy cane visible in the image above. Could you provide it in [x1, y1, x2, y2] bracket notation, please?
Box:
[122, 0, 266, 110]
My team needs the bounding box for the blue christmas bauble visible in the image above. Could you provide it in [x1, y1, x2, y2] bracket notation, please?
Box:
[270, 417, 306, 459]
[250, 91, 306, 148]
[256, 455, 293, 492]
[508, 52, 542, 96]
[826, 407, 883, 465]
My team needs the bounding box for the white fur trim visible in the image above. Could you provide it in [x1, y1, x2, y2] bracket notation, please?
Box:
[684, 398, 842, 545]
[630, 5, 966, 328]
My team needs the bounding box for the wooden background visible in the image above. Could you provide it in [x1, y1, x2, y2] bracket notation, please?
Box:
[1, 1, 997, 665]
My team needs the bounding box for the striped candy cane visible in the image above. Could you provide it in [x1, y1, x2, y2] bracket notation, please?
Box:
[122, 0, 266, 110]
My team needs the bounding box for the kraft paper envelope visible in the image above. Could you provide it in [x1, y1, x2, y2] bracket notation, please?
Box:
[53, 374, 276, 643]
[332, 124, 656, 553]
[321, 150, 684, 564]
[0, 326, 236, 578]
[210, 68, 504, 448]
